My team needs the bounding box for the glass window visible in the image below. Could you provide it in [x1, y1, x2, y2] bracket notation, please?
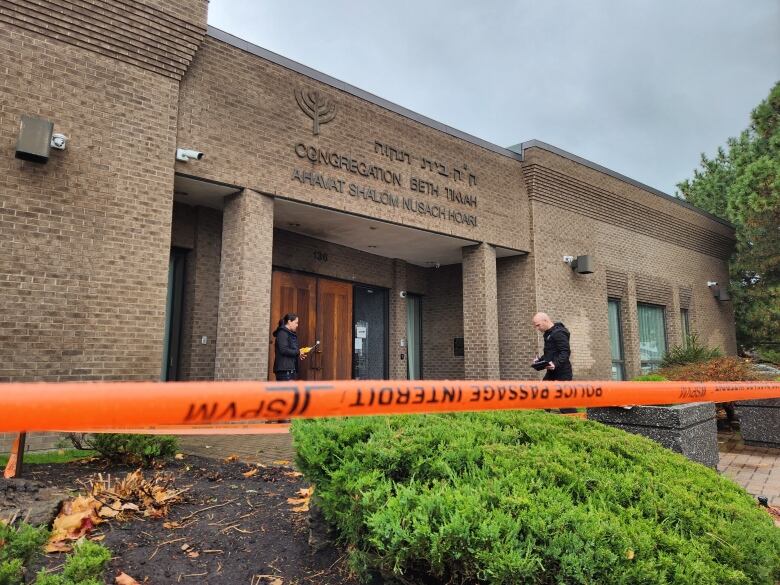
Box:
[680, 309, 690, 346]
[608, 299, 625, 380]
[638, 303, 667, 374]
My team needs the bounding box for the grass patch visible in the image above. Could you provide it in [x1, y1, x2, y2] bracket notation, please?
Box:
[0, 450, 96, 468]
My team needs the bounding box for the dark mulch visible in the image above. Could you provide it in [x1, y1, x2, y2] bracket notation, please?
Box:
[18, 455, 359, 584]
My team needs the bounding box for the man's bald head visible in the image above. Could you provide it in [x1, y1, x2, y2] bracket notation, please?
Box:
[532, 312, 554, 332]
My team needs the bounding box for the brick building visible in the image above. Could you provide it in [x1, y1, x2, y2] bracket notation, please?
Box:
[1, 0, 736, 449]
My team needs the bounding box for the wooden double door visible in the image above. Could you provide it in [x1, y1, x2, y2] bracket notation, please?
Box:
[268, 271, 353, 380]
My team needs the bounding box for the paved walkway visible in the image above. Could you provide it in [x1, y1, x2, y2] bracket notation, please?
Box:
[717, 430, 780, 507]
[178, 432, 296, 465]
[178, 429, 780, 507]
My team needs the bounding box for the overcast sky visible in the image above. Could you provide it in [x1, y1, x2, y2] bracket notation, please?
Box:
[208, 1, 780, 196]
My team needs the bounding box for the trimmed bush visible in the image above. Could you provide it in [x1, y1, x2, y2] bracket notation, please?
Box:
[35, 540, 111, 585]
[87, 434, 178, 466]
[293, 412, 780, 584]
[660, 334, 722, 368]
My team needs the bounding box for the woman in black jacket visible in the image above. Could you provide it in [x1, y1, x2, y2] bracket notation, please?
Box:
[272, 313, 306, 381]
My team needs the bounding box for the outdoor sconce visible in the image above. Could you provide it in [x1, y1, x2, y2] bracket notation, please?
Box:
[563, 255, 594, 274]
[15, 115, 68, 163]
[707, 281, 731, 301]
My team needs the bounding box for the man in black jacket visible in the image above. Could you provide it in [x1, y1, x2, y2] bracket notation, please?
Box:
[532, 312, 575, 413]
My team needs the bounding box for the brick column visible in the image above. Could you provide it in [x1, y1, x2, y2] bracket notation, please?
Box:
[667, 289, 683, 348]
[215, 190, 274, 380]
[389, 259, 408, 380]
[496, 254, 537, 379]
[462, 243, 500, 379]
[623, 276, 641, 379]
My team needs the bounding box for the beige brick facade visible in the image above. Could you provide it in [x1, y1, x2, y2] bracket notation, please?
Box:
[1, 2, 737, 452]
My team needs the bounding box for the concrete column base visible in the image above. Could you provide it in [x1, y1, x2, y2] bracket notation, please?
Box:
[587, 402, 718, 468]
[734, 399, 780, 449]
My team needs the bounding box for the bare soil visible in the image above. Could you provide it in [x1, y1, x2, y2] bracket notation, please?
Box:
[17, 455, 359, 584]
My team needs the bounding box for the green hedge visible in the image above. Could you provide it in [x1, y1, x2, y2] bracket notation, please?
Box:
[293, 412, 780, 584]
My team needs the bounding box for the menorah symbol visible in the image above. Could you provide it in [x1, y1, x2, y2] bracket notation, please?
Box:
[295, 88, 336, 135]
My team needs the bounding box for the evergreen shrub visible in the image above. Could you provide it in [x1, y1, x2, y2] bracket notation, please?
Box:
[87, 434, 177, 466]
[660, 334, 722, 368]
[293, 411, 780, 584]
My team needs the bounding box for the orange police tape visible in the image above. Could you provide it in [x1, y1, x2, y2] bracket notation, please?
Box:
[2, 379, 780, 433]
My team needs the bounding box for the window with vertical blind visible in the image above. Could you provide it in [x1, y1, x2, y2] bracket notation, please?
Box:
[638, 303, 667, 373]
[608, 299, 625, 380]
[681, 308, 691, 346]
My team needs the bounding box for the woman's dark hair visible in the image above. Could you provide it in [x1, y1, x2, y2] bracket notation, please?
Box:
[279, 313, 298, 328]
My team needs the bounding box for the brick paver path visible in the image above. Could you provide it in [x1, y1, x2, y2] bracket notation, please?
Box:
[718, 430, 780, 508]
[177, 433, 296, 465]
[178, 429, 780, 508]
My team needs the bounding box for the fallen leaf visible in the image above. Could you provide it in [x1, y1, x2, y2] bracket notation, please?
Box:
[115, 572, 141, 585]
[626, 549, 635, 560]
[187, 551, 200, 558]
[242, 468, 258, 478]
[174, 453, 185, 460]
[224, 454, 239, 463]
[272, 460, 290, 466]
[181, 543, 191, 551]
[287, 485, 314, 513]
[47, 495, 104, 550]
[163, 521, 181, 529]
[90, 534, 106, 542]
[98, 505, 120, 519]
[121, 503, 140, 512]
[284, 471, 303, 478]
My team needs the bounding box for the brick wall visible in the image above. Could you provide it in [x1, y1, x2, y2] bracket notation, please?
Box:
[0, 0, 205, 384]
[497, 254, 538, 379]
[524, 147, 736, 380]
[175, 36, 530, 254]
[421, 264, 465, 380]
[172, 204, 222, 380]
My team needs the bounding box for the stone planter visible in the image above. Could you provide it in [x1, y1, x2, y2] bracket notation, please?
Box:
[586, 402, 718, 468]
[734, 399, 780, 448]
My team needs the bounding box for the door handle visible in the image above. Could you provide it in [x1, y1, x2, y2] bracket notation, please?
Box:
[311, 349, 323, 370]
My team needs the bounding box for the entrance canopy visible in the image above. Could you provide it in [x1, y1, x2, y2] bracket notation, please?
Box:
[274, 198, 523, 267]
[172, 174, 525, 266]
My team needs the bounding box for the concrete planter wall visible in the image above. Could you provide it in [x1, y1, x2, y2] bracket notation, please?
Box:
[587, 402, 718, 468]
[734, 399, 780, 448]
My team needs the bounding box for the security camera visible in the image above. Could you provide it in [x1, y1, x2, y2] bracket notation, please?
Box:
[176, 148, 204, 162]
[399, 290, 407, 298]
[50, 133, 68, 150]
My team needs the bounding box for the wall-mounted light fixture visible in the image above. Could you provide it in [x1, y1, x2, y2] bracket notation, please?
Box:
[563, 255, 594, 274]
[707, 281, 731, 301]
[15, 116, 67, 163]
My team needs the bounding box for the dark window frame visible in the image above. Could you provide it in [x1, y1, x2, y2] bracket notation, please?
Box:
[608, 298, 625, 380]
